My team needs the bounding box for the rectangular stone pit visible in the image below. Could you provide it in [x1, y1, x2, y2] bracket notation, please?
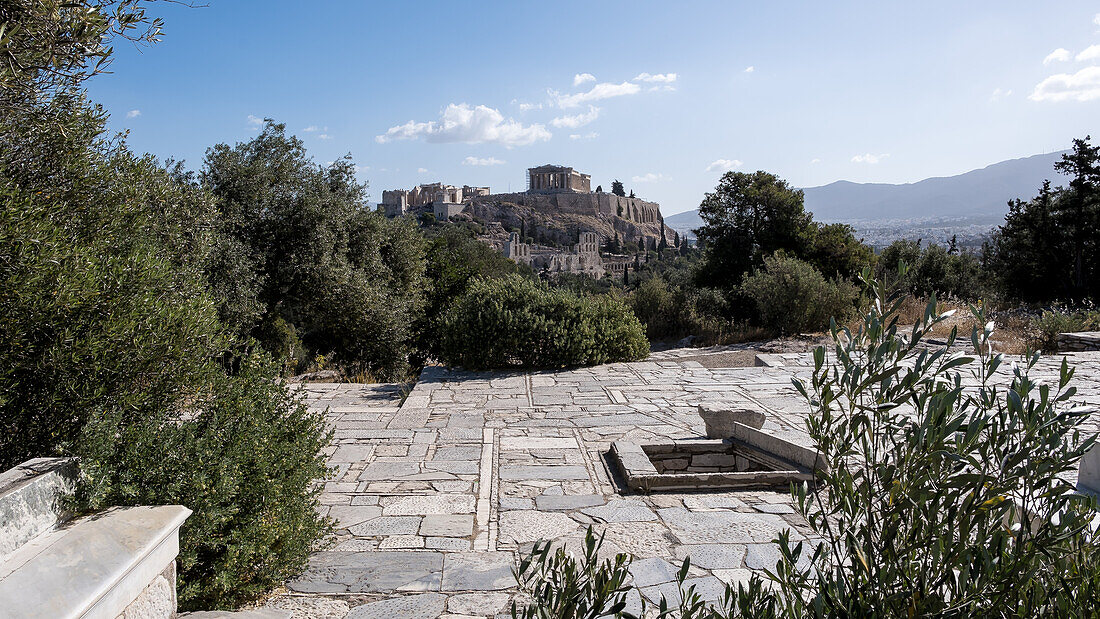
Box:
[612, 424, 824, 492]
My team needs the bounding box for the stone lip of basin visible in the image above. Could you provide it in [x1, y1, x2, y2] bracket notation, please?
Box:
[611, 421, 828, 493]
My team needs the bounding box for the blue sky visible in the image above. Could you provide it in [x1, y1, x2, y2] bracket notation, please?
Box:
[90, 1, 1100, 215]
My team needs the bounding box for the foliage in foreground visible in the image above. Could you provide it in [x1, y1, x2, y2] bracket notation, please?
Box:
[78, 353, 331, 610]
[439, 274, 649, 369]
[512, 271, 1100, 618]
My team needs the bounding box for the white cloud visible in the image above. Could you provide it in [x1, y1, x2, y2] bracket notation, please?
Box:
[303, 125, 319, 132]
[851, 153, 889, 164]
[550, 105, 600, 128]
[463, 156, 506, 166]
[417, 167, 428, 173]
[318, 133, 332, 140]
[375, 104, 551, 147]
[1043, 48, 1072, 64]
[1076, 44, 1100, 62]
[706, 159, 743, 173]
[518, 102, 543, 111]
[1095, 13, 1100, 27]
[744, 66, 755, 73]
[811, 158, 822, 164]
[633, 72, 677, 83]
[247, 114, 264, 129]
[126, 109, 141, 118]
[569, 132, 599, 140]
[552, 81, 641, 108]
[632, 173, 666, 183]
[1030, 66, 1100, 102]
[573, 73, 596, 86]
[990, 87, 1013, 102]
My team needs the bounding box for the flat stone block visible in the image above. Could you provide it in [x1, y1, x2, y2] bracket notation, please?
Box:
[345, 592, 447, 619]
[420, 514, 474, 537]
[445, 592, 512, 615]
[499, 465, 589, 481]
[347, 515, 421, 537]
[498, 511, 580, 544]
[499, 437, 578, 451]
[534, 495, 605, 512]
[657, 507, 802, 545]
[434, 447, 483, 461]
[674, 544, 747, 569]
[441, 552, 515, 591]
[289, 551, 442, 593]
[383, 495, 475, 516]
[629, 557, 678, 587]
[581, 499, 657, 523]
[327, 505, 382, 528]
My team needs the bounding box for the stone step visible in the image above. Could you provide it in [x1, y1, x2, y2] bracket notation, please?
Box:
[0, 504, 190, 619]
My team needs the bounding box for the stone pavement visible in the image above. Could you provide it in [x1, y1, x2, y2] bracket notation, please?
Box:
[263, 349, 1100, 618]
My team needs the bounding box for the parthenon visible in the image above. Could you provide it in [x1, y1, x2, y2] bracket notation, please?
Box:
[527, 165, 591, 193]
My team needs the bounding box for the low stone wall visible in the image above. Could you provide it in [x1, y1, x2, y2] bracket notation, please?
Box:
[1057, 331, 1100, 352]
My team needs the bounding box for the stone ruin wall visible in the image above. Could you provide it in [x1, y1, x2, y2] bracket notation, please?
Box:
[476, 192, 661, 224]
[468, 192, 671, 248]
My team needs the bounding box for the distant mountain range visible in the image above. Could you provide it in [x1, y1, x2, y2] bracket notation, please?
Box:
[665, 151, 1070, 233]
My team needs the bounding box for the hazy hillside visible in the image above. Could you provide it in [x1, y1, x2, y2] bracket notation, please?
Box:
[666, 151, 1070, 233]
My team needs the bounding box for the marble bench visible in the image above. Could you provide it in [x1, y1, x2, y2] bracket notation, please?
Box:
[0, 458, 190, 619]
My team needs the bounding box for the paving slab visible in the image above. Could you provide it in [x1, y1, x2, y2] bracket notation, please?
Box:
[441, 552, 515, 591]
[345, 593, 446, 619]
[289, 551, 442, 593]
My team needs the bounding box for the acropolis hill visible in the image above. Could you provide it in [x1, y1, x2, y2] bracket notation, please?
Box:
[380, 165, 677, 276]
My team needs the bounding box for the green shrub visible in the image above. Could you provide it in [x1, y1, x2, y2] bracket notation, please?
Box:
[741, 253, 857, 334]
[630, 277, 687, 340]
[417, 225, 526, 364]
[1030, 306, 1100, 352]
[876, 240, 988, 300]
[77, 352, 332, 611]
[0, 189, 224, 468]
[439, 274, 649, 369]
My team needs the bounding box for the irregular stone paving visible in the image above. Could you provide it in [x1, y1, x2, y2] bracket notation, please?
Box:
[264, 350, 1100, 618]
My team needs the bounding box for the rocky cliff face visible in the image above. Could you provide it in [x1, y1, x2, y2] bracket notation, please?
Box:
[466, 192, 675, 249]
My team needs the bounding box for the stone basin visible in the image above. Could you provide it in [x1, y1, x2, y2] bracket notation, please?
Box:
[611, 421, 826, 492]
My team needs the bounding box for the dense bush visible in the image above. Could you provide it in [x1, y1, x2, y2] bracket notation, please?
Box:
[876, 239, 986, 300]
[0, 188, 222, 468]
[628, 277, 759, 344]
[202, 124, 426, 379]
[1029, 306, 1100, 352]
[439, 274, 649, 369]
[417, 225, 527, 363]
[740, 253, 857, 334]
[78, 352, 331, 610]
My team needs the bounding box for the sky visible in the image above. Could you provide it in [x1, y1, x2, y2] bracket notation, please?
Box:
[89, 1, 1100, 216]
